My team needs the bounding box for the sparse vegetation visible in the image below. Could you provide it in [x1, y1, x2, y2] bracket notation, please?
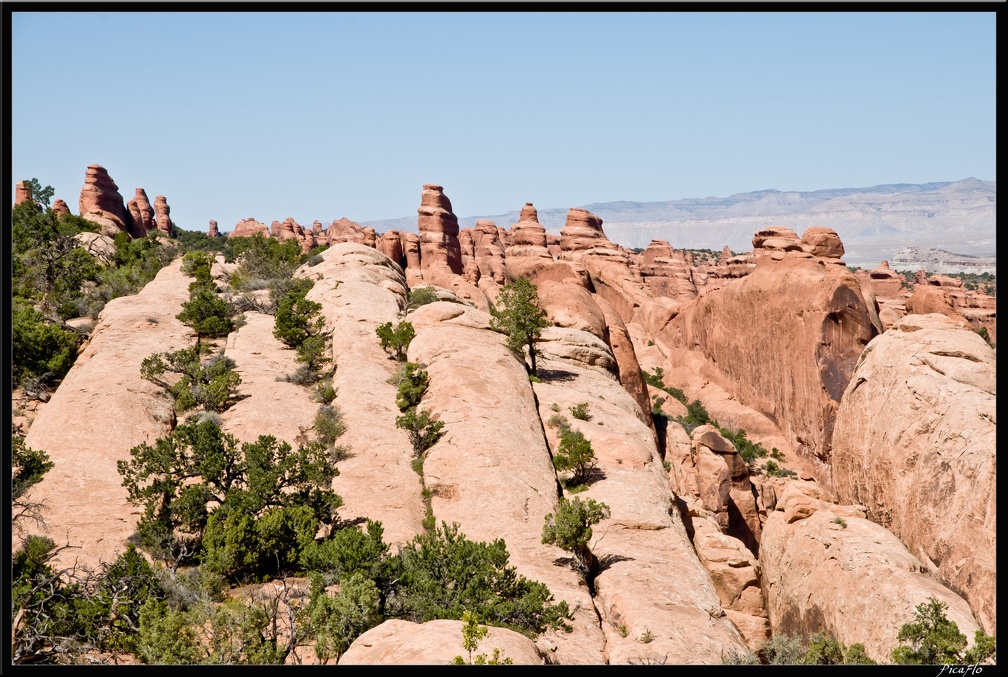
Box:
[569, 402, 591, 421]
[451, 610, 514, 664]
[639, 628, 654, 644]
[274, 278, 331, 382]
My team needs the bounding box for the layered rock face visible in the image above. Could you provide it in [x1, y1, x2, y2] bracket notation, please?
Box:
[760, 483, 984, 663]
[302, 243, 425, 548]
[472, 219, 506, 284]
[560, 208, 617, 253]
[637, 240, 698, 302]
[20, 260, 193, 570]
[127, 188, 156, 235]
[406, 302, 606, 663]
[417, 184, 463, 275]
[78, 164, 137, 237]
[660, 247, 877, 482]
[831, 313, 996, 634]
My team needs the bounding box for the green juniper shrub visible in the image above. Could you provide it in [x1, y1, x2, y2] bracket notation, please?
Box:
[11, 300, 81, 387]
[541, 496, 611, 579]
[396, 408, 445, 459]
[489, 278, 551, 376]
[376, 320, 415, 361]
[117, 419, 342, 578]
[393, 362, 431, 411]
[569, 402, 591, 421]
[141, 347, 242, 413]
[891, 597, 996, 665]
[406, 286, 439, 311]
[552, 429, 597, 487]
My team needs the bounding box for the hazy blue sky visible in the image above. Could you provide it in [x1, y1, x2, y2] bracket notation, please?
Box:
[10, 10, 996, 233]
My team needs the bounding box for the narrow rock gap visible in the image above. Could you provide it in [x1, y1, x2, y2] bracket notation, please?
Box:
[528, 378, 610, 664]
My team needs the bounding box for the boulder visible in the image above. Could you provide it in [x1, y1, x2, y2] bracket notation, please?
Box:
[229, 217, 270, 239]
[799, 226, 844, 258]
[51, 198, 71, 216]
[831, 313, 996, 634]
[905, 284, 970, 326]
[340, 619, 546, 665]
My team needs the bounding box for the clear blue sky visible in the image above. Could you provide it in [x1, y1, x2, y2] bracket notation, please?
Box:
[10, 10, 996, 233]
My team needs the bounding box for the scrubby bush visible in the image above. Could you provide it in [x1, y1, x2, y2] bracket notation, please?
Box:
[489, 278, 550, 376]
[569, 402, 591, 421]
[541, 496, 611, 579]
[141, 347, 242, 413]
[11, 300, 81, 387]
[552, 429, 597, 486]
[118, 419, 342, 578]
[376, 320, 415, 361]
[891, 597, 996, 665]
[396, 408, 445, 460]
[406, 286, 439, 311]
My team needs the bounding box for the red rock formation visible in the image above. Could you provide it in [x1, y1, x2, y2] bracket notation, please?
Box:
[472, 219, 506, 284]
[127, 188, 156, 235]
[78, 164, 136, 237]
[860, 260, 905, 298]
[458, 228, 479, 283]
[509, 203, 549, 249]
[51, 199, 71, 216]
[831, 313, 996, 633]
[660, 251, 878, 481]
[229, 217, 271, 239]
[207, 220, 220, 237]
[799, 226, 844, 258]
[559, 208, 617, 252]
[14, 180, 32, 205]
[751, 226, 805, 259]
[326, 217, 370, 245]
[720, 245, 732, 264]
[905, 285, 969, 326]
[378, 230, 405, 268]
[638, 240, 698, 302]
[416, 184, 463, 274]
[152, 195, 172, 236]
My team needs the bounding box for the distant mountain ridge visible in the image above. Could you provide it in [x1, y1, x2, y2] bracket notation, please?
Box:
[360, 179, 996, 259]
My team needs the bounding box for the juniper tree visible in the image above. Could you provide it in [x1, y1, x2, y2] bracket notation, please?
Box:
[489, 278, 550, 376]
